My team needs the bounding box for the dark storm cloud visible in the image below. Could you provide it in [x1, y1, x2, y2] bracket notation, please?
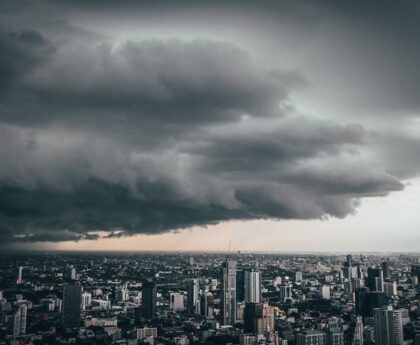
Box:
[0, 0, 414, 244]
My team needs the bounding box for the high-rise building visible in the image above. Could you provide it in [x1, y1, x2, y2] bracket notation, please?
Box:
[373, 306, 404, 345]
[244, 302, 274, 334]
[245, 271, 261, 303]
[244, 302, 263, 333]
[142, 279, 157, 319]
[279, 284, 293, 302]
[355, 287, 387, 317]
[81, 292, 92, 310]
[236, 270, 245, 303]
[187, 278, 200, 314]
[16, 267, 23, 285]
[382, 261, 390, 280]
[366, 267, 384, 292]
[326, 318, 344, 345]
[62, 284, 81, 327]
[67, 266, 76, 281]
[295, 271, 303, 283]
[116, 288, 129, 302]
[384, 281, 397, 297]
[13, 304, 27, 336]
[170, 292, 185, 311]
[321, 285, 331, 300]
[345, 316, 363, 345]
[297, 330, 327, 345]
[221, 259, 237, 325]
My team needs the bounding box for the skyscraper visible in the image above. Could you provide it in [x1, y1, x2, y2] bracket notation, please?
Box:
[142, 279, 157, 319]
[382, 261, 390, 280]
[236, 270, 245, 302]
[279, 284, 293, 302]
[373, 306, 404, 345]
[350, 316, 364, 345]
[13, 304, 27, 336]
[244, 302, 263, 334]
[326, 318, 344, 345]
[62, 284, 81, 327]
[16, 266, 23, 285]
[245, 271, 261, 303]
[187, 278, 200, 314]
[221, 259, 237, 325]
[366, 267, 384, 292]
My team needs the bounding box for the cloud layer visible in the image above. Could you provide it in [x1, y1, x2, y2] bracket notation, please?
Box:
[1, 0, 417, 245]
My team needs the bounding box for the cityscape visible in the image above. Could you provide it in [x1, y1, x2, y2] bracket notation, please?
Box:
[0, 252, 419, 344]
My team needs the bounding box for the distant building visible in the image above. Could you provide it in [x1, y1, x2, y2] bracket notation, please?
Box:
[279, 284, 293, 302]
[16, 267, 23, 285]
[321, 285, 331, 300]
[67, 266, 76, 281]
[326, 318, 344, 345]
[297, 330, 327, 345]
[142, 279, 157, 319]
[295, 271, 303, 283]
[170, 292, 185, 311]
[366, 267, 384, 292]
[137, 326, 158, 340]
[13, 304, 27, 336]
[186, 278, 200, 314]
[382, 261, 390, 280]
[221, 259, 237, 325]
[62, 284, 81, 327]
[373, 306, 403, 345]
[236, 270, 245, 302]
[245, 271, 261, 303]
[81, 292, 92, 310]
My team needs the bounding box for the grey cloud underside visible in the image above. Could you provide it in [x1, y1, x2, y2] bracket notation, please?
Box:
[0, 25, 406, 243]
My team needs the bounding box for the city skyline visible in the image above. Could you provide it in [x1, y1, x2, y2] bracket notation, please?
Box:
[1, 1, 420, 252]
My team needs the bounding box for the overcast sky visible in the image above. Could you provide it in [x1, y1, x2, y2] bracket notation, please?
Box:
[1, 0, 419, 252]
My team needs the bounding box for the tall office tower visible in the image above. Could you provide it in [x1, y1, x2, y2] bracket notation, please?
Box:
[412, 265, 420, 280]
[279, 284, 293, 302]
[13, 304, 27, 336]
[142, 279, 157, 319]
[356, 287, 387, 317]
[382, 261, 390, 280]
[245, 271, 261, 303]
[200, 292, 213, 318]
[244, 302, 274, 334]
[187, 279, 200, 314]
[344, 281, 353, 296]
[62, 284, 81, 327]
[326, 318, 344, 345]
[116, 287, 129, 301]
[384, 281, 397, 297]
[244, 302, 263, 333]
[374, 306, 404, 345]
[295, 271, 303, 283]
[16, 267, 23, 285]
[366, 267, 384, 292]
[262, 303, 275, 332]
[236, 270, 245, 302]
[67, 266, 76, 280]
[342, 266, 352, 280]
[221, 259, 237, 325]
[297, 330, 327, 345]
[346, 255, 352, 267]
[346, 316, 364, 345]
[81, 292, 92, 310]
[169, 292, 185, 311]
